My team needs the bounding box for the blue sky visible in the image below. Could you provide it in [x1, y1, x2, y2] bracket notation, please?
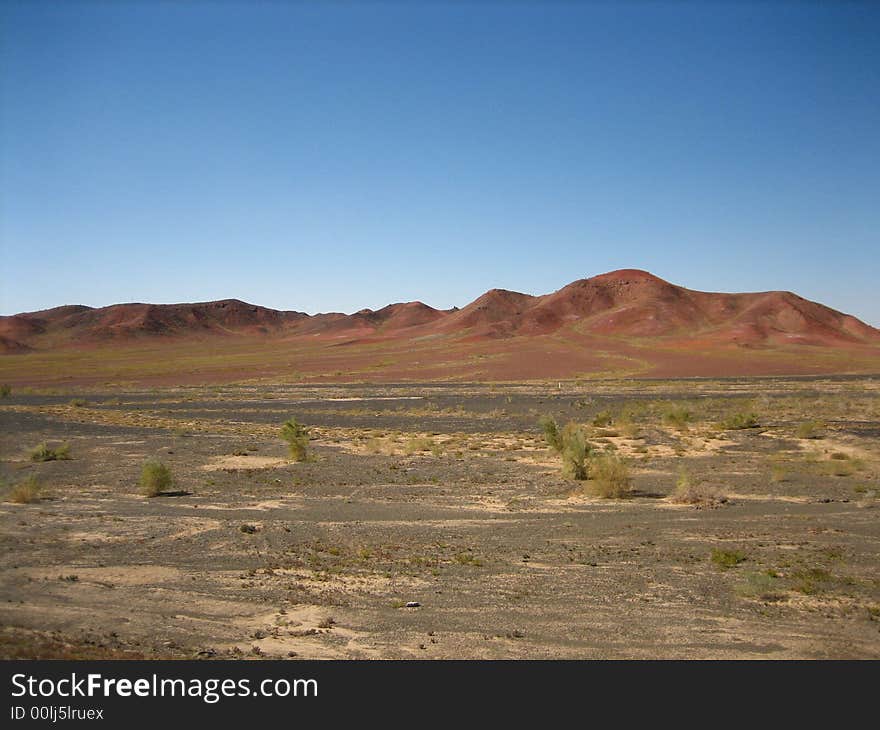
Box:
[2, 1, 878, 325]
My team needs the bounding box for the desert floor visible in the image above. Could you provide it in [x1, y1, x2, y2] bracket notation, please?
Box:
[1, 376, 878, 658]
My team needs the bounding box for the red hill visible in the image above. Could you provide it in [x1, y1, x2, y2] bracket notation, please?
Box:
[438, 289, 537, 338]
[1, 270, 877, 382]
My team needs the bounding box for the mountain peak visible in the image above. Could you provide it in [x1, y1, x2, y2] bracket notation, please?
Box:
[592, 268, 666, 282]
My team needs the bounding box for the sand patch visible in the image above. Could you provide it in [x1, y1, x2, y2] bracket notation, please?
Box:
[725, 492, 813, 503]
[229, 606, 382, 658]
[201, 455, 289, 471]
[26, 565, 181, 586]
[190, 497, 301, 512]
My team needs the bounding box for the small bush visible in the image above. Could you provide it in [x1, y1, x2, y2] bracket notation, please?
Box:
[825, 457, 860, 477]
[140, 460, 172, 497]
[404, 436, 434, 455]
[29, 442, 71, 462]
[0, 384, 11, 398]
[68, 398, 87, 408]
[671, 469, 726, 507]
[663, 406, 691, 430]
[560, 422, 589, 480]
[618, 417, 641, 439]
[796, 420, 824, 439]
[734, 571, 785, 601]
[789, 567, 834, 595]
[540, 417, 596, 480]
[711, 549, 746, 569]
[453, 552, 484, 567]
[770, 461, 789, 483]
[592, 411, 613, 427]
[364, 438, 385, 454]
[538, 415, 563, 452]
[8, 476, 42, 504]
[588, 453, 631, 498]
[280, 417, 309, 461]
[718, 412, 759, 430]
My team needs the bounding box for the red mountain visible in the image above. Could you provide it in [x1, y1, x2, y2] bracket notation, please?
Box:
[1, 270, 878, 381]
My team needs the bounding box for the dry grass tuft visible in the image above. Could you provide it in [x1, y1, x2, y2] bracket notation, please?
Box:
[587, 453, 631, 498]
[670, 469, 726, 507]
[8, 476, 42, 504]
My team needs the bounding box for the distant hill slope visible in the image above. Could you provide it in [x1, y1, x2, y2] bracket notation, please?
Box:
[1, 270, 878, 382]
[0, 300, 307, 350]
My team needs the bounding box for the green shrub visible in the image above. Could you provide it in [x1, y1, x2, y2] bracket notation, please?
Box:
[663, 406, 691, 430]
[68, 398, 87, 408]
[280, 417, 310, 461]
[0, 384, 11, 398]
[540, 417, 593, 479]
[29, 442, 71, 462]
[718, 412, 759, 430]
[770, 461, 789, 483]
[711, 549, 746, 569]
[560, 422, 589, 480]
[790, 567, 833, 595]
[618, 416, 641, 439]
[592, 411, 613, 427]
[734, 571, 785, 601]
[404, 436, 433, 454]
[796, 420, 824, 439]
[140, 460, 172, 497]
[824, 457, 861, 477]
[538, 415, 563, 452]
[8, 476, 42, 504]
[588, 453, 631, 498]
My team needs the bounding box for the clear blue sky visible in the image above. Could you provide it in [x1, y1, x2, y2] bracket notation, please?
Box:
[2, 1, 878, 325]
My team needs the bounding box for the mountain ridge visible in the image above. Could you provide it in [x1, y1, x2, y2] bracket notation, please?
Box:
[2, 269, 878, 355]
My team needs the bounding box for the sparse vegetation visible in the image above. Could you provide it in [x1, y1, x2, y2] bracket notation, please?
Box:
[560, 422, 590, 480]
[140, 460, 172, 497]
[404, 436, 434, 455]
[824, 455, 862, 477]
[770, 460, 789, 483]
[0, 384, 11, 398]
[790, 567, 834, 595]
[711, 549, 747, 569]
[618, 415, 641, 438]
[663, 406, 691, 430]
[796, 420, 824, 439]
[538, 415, 563, 452]
[592, 410, 613, 427]
[29, 442, 71, 462]
[8, 476, 42, 504]
[68, 398, 87, 408]
[587, 453, 630, 498]
[734, 571, 785, 601]
[453, 552, 484, 567]
[539, 416, 591, 479]
[671, 468, 726, 506]
[718, 412, 759, 430]
[1, 378, 877, 659]
[280, 417, 310, 461]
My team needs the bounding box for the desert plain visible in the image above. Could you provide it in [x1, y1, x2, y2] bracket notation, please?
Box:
[1, 375, 878, 659]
